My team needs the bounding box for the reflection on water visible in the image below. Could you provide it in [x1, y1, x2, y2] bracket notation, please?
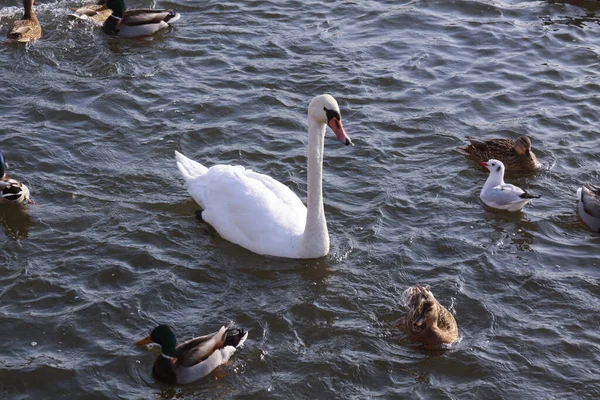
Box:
[0, 205, 33, 240]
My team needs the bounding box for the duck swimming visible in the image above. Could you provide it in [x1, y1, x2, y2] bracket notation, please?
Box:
[102, 0, 180, 37]
[0, 152, 31, 205]
[70, 0, 112, 24]
[402, 285, 458, 348]
[459, 135, 541, 173]
[7, 0, 41, 43]
[135, 324, 248, 384]
[577, 183, 600, 233]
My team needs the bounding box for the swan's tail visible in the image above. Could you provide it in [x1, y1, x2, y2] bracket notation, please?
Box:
[175, 151, 208, 182]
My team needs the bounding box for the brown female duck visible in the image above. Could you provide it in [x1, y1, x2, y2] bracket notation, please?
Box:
[459, 135, 541, 173]
[402, 285, 458, 348]
[7, 0, 41, 43]
[70, 0, 112, 24]
[135, 323, 248, 384]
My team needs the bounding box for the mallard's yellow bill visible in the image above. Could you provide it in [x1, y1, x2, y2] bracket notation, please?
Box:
[135, 336, 153, 346]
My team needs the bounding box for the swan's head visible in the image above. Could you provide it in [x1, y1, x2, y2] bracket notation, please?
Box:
[308, 94, 353, 146]
[479, 159, 505, 175]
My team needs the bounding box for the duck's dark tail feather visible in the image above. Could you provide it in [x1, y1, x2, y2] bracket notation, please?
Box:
[224, 328, 247, 348]
[164, 11, 180, 24]
[520, 192, 541, 199]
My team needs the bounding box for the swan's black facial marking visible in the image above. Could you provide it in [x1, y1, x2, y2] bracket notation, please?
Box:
[324, 107, 341, 129]
[496, 166, 501, 172]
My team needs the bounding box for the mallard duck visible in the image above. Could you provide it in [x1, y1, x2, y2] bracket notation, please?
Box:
[479, 159, 540, 212]
[459, 135, 541, 173]
[7, 0, 41, 43]
[402, 285, 458, 348]
[0, 152, 31, 205]
[102, 0, 180, 37]
[135, 324, 248, 384]
[70, 0, 112, 24]
[577, 183, 600, 233]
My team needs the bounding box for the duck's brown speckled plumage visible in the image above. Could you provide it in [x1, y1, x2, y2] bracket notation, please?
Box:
[459, 135, 541, 173]
[71, 0, 112, 24]
[402, 285, 458, 348]
[7, 0, 41, 43]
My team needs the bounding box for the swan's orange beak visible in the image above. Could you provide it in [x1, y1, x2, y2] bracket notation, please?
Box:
[328, 118, 353, 146]
[135, 336, 153, 346]
[479, 161, 488, 168]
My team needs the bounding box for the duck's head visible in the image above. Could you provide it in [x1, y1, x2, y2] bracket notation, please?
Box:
[479, 159, 505, 175]
[308, 94, 353, 146]
[414, 300, 439, 328]
[105, 0, 125, 16]
[136, 324, 177, 356]
[514, 136, 535, 159]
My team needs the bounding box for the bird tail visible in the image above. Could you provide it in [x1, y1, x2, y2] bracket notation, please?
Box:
[175, 151, 208, 182]
[164, 11, 180, 24]
[224, 328, 248, 348]
[520, 192, 541, 199]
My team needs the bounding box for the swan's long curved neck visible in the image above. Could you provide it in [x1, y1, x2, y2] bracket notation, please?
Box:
[301, 117, 329, 256]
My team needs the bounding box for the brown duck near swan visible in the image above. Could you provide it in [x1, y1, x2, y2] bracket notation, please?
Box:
[458, 135, 541, 173]
[402, 285, 458, 348]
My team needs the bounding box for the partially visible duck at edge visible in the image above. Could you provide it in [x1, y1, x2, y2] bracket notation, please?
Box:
[577, 183, 600, 233]
[7, 0, 41, 43]
[459, 135, 541, 173]
[402, 285, 458, 349]
[70, 0, 112, 24]
[0, 152, 32, 205]
[102, 0, 180, 37]
[135, 323, 248, 385]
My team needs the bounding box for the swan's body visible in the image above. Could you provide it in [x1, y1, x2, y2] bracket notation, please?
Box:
[176, 94, 352, 259]
[102, 0, 180, 37]
[577, 184, 600, 233]
[7, 0, 41, 43]
[136, 324, 248, 385]
[479, 159, 540, 212]
[402, 285, 458, 348]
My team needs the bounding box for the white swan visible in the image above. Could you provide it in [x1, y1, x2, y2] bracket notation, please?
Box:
[175, 94, 352, 259]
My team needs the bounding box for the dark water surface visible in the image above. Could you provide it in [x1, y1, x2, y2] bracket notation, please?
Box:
[1, 0, 599, 398]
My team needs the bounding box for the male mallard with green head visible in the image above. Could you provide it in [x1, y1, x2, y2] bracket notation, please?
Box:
[70, 0, 112, 24]
[102, 0, 180, 37]
[577, 183, 600, 233]
[402, 285, 458, 348]
[135, 324, 248, 384]
[459, 135, 541, 173]
[0, 152, 31, 205]
[7, 0, 41, 43]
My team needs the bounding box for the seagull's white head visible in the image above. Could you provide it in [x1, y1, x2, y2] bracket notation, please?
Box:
[480, 159, 505, 175]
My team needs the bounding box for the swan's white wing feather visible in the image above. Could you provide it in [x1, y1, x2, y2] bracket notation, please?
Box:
[175, 150, 308, 257]
[199, 165, 307, 256]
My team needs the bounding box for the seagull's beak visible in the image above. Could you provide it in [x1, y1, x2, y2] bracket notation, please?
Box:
[135, 336, 153, 346]
[479, 161, 488, 168]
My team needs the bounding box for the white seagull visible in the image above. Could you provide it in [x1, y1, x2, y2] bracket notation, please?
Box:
[479, 159, 540, 212]
[576, 184, 600, 233]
